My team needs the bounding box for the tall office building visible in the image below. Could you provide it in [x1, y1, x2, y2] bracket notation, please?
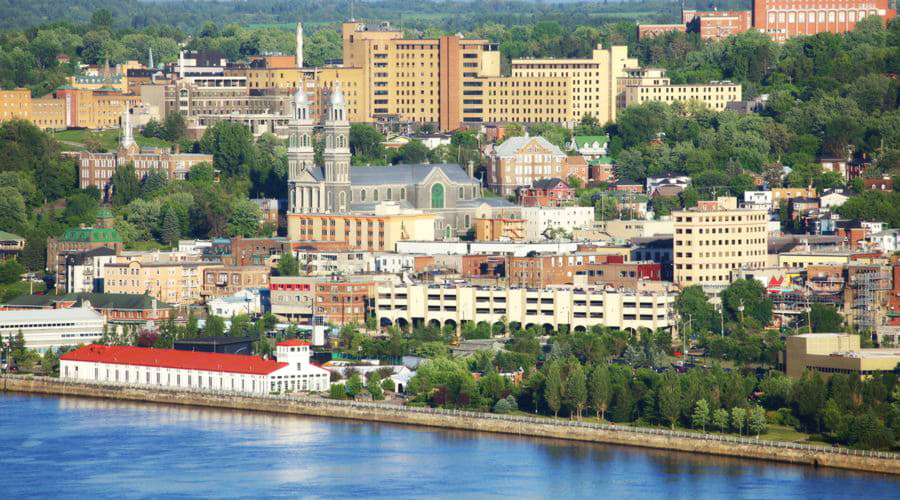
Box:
[673, 198, 769, 288]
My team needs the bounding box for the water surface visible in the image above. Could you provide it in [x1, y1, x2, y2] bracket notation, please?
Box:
[0, 393, 896, 498]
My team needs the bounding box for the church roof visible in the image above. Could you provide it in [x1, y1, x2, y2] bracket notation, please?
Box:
[494, 136, 565, 157]
[349, 164, 477, 186]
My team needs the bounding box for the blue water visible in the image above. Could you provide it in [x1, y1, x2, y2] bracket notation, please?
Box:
[0, 393, 896, 499]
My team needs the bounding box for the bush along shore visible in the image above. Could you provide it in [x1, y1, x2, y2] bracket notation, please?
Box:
[2, 374, 898, 475]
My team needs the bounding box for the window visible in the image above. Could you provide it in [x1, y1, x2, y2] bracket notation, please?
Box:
[431, 183, 445, 209]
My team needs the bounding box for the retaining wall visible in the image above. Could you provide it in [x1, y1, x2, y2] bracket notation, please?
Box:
[3, 375, 898, 475]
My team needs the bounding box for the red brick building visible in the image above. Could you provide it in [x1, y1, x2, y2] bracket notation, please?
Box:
[864, 177, 894, 192]
[314, 279, 376, 325]
[684, 10, 753, 41]
[201, 265, 270, 299]
[637, 24, 687, 40]
[516, 178, 575, 207]
[752, 0, 896, 41]
[507, 254, 661, 288]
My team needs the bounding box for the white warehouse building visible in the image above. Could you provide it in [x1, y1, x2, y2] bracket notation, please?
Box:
[0, 307, 106, 351]
[60, 340, 330, 394]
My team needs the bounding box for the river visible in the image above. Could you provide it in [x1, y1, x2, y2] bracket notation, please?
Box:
[0, 393, 896, 498]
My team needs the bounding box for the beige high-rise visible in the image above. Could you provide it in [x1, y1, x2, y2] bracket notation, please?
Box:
[673, 199, 768, 288]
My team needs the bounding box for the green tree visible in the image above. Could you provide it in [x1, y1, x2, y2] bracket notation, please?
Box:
[0, 187, 26, 234]
[564, 361, 588, 419]
[189, 162, 215, 187]
[330, 383, 346, 400]
[793, 369, 827, 432]
[367, 372, 385, 400]
[544, 360, 563, 417]
[720, 279, 773, 325]
[658, 372, 683, 429]
[159, 207, 180, 246]
[0, 259, 25, 285]
[226, 199, 261, 237]
[675, 286, 719, 336]
[713, 408, 730, 432]
[747, 405, 767, 437]
[277, 251, 300, 276]
[588, 364, 612, 420]
[346, 373, 363, 399]
[111, 163, 141, 206]
[381, 377, 396, 392]
[162, 112, 188, 142]
[349, 124, 386, 164]
[395, 139, 429, 164]
[802, 303, 844, 333]
[731, 407, 747, 435]
[199, 121, 257, 178]
[203, 316, 225, 337]
[692, 399, 710, 431]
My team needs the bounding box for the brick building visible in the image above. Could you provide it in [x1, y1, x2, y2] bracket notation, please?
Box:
[486, 136, 570, 196]
[636, 24, 687, 40]
[752, 0, 896, 41]
[0, 292, 174, 326]
[684, 10, 753, 41]
[507, 254, 661, 288]
[516, 178, 575, 207]
[46, 211, 124, 274]
[201, 265, 270, 299]
[314, 278, 377, 325]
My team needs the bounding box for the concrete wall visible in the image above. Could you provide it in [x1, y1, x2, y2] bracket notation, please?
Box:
[2, 375, 898, 475]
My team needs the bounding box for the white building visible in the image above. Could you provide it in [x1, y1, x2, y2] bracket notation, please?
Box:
[178, 239, 212, 255]
[869, 229, 900, 254]
[60, 339, 330, 394]
[820, 191, 850, 209]
[646, 175, 690, 197]
[743, 191, 773, 210]
[60, 248, 118, 293]
[521, 206, 595, 240]
[861, 221, 886, 234]
[374, 253, 417, 274]
[206, 289, 264, 318]
[0, 307, 106, 351]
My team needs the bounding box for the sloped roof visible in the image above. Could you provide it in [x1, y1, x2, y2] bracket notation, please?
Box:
[494, 136, 565, 157]
[5, 293, 173, 310]
[458, 197, 517, 208]
[0, 230, 23, 241]
[60, 227, 122, 243]
[572, 136, 607, 148]
[531, 178, 569, 190]
[61, 344, 287, 375]
[349, 163, 477, 186]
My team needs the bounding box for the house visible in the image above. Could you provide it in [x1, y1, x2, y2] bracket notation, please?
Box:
[206, 288, 266, 317]
[788, 197, 820, 220]
[587, 157, 616, 186]
[0, 231, 24, 260]
[612, 178, 644, 193]
[868, 229, 900, 254]
[516, 178, 575, 207]
[485, 135, 569, 195]
[820, 189, 852, 209]
[646, 174, 690, 196]
[743, 191, 773, 209]
[568, 135, 609, 160]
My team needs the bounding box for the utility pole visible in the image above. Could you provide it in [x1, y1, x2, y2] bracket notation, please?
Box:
[738, 298, 745, 324]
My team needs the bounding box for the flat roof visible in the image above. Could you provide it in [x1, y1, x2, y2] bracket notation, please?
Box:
[0, 307, 104, 323]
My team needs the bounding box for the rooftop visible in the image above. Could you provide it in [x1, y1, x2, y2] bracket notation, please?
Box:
[0, 307, 104, 324]
[61, 344, 287, 375]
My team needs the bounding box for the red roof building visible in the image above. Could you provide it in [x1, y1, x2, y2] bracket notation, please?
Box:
[61, 344, 287, 375]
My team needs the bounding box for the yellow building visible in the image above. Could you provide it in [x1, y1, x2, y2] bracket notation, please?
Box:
[376, 282, 677, 335]
[0, 88, 31, 122]
[784, 333, 900, 379]
[778, 251, 854, 269]
[673, 199, 769, 287]
[617, 68, 742, 112]
[286, 202, 436, 252]
[771, 187, 817, 207]
[103, 259, 219, 305]
[474, 217, 526, 241]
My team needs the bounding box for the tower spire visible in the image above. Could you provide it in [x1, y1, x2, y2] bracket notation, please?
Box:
[148, 46, 154, 69]
[121, 103, 135, 150]
[296, 22, 304, 68]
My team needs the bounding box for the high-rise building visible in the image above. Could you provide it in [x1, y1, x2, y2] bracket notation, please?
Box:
[673, 198, 769, 288]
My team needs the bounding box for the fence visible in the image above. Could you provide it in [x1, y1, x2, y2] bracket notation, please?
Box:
[3, 374, 897, 461]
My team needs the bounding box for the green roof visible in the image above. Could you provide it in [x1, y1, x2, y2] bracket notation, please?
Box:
[0, 230, 23, 241]
[573, 136, 607, 148]
[61, 227, 122, 243]
[5, 293, 173, 310]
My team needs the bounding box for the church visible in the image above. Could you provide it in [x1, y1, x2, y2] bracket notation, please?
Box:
[285, 82, 518, 242]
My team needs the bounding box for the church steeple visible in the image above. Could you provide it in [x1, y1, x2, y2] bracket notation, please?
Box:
[287, 84, 315, 214]
[323, 80, 350, 184]
[119, 104, 137, 154]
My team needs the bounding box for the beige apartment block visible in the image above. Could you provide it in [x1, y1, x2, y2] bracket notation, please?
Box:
[103, 260, 219, 305]
[286, 203, 436, 252]
[673, 202, 768, 287]
[376, 283, 676, 334]
[784, 333, 900, 379]
[0, 88, 31, 122]
[617, 68, 742, 112]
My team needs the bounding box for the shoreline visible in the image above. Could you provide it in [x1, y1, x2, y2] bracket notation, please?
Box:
[3, 375, 898, 476]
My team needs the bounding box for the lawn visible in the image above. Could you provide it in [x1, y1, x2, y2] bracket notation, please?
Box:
[52, 129, 172, 152]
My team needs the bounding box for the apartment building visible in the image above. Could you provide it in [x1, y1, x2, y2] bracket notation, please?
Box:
[103, 259, 217, 305]
[617, 68, 742, 112]
[287, 203, 436, 252]
[201, 265, 270, 299]
[269, 276, 323, 321]
[486, 136, 569, 195]
[0, 87, 138, 130]
[0, 88, 31, 122]
[521, 206, 595, 240]
[683, 10, 753, 41]
[673, 199, 769, 287]
[376, 283, 676, 334]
